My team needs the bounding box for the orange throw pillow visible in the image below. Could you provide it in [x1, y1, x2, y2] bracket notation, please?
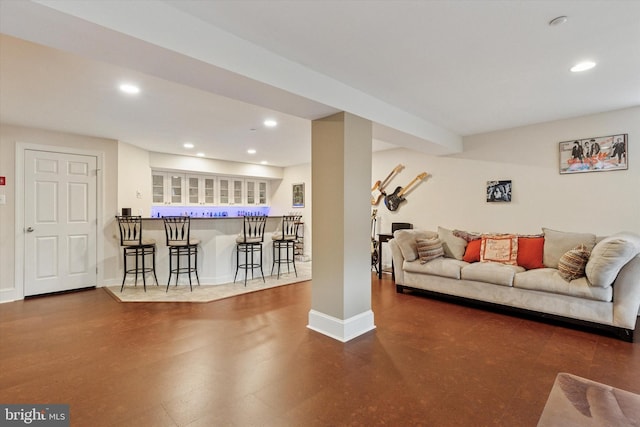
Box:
[517, 237, 545, 270]
[463, 239, 482, 263]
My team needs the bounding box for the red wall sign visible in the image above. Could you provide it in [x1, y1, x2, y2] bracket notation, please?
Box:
[0, 176, 5, 186]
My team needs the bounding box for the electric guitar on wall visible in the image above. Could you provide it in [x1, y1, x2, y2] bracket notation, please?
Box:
[371, 164, 404, 206]
[384, 172, 428, 211]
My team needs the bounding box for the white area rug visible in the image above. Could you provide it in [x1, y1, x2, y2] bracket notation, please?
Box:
[105, 262, 311, 303]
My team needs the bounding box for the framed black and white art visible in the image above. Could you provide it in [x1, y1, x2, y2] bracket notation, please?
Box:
[486, 180, 511, 203]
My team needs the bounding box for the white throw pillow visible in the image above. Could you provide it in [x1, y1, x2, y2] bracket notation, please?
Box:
[585, 233, 640, 288]
[542, 228, 596, 269]
[438, 226, 467, 260]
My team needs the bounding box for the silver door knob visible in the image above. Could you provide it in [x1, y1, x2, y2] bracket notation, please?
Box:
[26, 227, 34, 232]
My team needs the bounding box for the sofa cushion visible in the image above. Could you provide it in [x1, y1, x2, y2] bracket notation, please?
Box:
[480, 234, 518, 265]
[393, 229, 438, 262]
[463, 239, 482, 263]
[416, 238, 444, 263]
[461, 262, 524, 286]
[513, 269, 612, 302]
[438, 227, 467, 260]
[542, 228, 596, 268]
[516, 236, 545, 270]
[557, 244, 591, 281]
[585, 232, 640, 288]
[404, 258, 467, 280]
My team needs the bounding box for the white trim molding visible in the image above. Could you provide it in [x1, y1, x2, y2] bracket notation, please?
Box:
[307, 309, 376, 342]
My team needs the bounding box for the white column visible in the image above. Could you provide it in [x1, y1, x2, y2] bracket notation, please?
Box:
[307, 112, 375, 342]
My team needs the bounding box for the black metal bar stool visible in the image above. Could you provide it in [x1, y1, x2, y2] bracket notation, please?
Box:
[163, 216, 200, 292]
[116, 215, 158, 292]
[271, 215, 301, 279]
[234, 215, 267, 286]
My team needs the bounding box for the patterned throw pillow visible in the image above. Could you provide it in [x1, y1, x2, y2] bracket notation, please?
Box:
[558, 244, 591, 281]
[480, 234, 518, 265]
[416, 238, 444, 264]
[453, 229, 482, 242]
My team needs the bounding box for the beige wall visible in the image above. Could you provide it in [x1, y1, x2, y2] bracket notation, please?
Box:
[0, 124, 120, 301]
[117, 142, 152, 217]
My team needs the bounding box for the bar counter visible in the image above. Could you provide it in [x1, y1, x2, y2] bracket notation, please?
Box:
[136, 216, 285, 286]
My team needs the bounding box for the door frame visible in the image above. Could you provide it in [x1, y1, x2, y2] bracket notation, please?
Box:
[15, 142, 104, 300]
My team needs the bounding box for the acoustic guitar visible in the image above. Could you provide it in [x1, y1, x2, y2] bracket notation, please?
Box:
[383, 172, 428, 211]
[371, 164, 404, 206]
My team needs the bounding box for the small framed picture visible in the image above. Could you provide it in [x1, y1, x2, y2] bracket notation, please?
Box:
[487, 180, 511, 203]
[559, 134, 628, 174]
[292, 183, 305, 208]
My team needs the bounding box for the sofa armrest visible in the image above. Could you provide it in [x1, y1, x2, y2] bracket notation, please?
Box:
[612, 255, 640, 329]
[389, 239, 405, 285]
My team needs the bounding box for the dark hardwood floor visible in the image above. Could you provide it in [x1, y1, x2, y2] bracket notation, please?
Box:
[1, 273, 639, 426]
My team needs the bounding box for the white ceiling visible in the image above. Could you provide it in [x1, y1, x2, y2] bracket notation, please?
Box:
[1, 0, 639, 167]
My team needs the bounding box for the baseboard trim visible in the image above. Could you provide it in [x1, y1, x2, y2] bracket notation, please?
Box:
[307, 309, 375, 342]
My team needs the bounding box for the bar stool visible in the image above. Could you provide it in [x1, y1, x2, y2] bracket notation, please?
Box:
[116, 215, 158, 292]
[271, 215, 301, 279]
[234, 215, 267, 286]
[163, 216, 200, 292]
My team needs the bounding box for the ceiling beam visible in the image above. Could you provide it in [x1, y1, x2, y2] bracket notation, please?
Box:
[13, 0, 462, 153]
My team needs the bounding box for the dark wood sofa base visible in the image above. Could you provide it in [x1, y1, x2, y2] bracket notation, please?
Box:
[396, 284, 636, 343]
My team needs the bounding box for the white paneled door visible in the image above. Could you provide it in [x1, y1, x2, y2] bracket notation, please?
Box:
[24, 150, 98, 296]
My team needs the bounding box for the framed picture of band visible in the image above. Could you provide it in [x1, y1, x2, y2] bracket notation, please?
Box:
[559, 134, 627, 174]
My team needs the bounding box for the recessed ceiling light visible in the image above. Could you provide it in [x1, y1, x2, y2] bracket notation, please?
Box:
[247, 149, 257, 154]
[196, 152, 205, 157]
[549, 16, 568, 26]
[570, 61, 596, 72]
[183, 142, 194, 149]
[264, 119, 277, 128]
[119, 83, 140, 94]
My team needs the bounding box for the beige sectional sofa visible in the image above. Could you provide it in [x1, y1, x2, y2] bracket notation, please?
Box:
[389, 227, 640, 341]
